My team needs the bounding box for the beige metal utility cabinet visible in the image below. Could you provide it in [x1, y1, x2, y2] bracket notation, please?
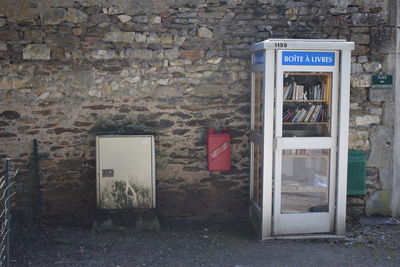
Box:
[249, 39, 354, 239]
[96, 135, 155, 210]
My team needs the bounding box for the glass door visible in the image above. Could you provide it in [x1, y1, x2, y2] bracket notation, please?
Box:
[249, 70, 264, 235]
[250, 50, 275, 239]
[273, 51, 339, 235]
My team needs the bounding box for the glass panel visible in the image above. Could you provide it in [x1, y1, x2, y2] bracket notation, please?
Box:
[281, 149, 330, 214]
[252, 144, 263, 207]
[254, 72, 263, 134]
[282, 72, 332, 137]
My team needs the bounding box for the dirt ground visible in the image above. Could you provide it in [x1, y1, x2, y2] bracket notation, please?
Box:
[12, 219, 400, 267]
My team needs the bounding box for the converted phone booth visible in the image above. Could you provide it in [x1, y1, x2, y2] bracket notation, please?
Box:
[249, 39, 354, 239]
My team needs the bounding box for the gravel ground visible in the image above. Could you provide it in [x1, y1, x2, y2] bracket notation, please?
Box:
[12, 219, 400, 267]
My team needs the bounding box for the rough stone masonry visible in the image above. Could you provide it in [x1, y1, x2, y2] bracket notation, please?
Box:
[0, 0, 399, 224]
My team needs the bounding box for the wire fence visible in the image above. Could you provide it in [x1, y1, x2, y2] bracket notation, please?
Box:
[0, 159, 17, 267]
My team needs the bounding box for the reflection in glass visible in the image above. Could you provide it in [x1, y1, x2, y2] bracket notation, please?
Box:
[252, 145, 263, 207]
[254, 72, 263, 134]
[281, 149, 330, 214]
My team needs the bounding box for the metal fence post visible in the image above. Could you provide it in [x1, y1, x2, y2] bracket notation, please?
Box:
[33, 139, 41, 226]
[5, 159, 10, 267]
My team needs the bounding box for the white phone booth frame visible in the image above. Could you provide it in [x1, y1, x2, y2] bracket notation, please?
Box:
[249, 39, 354, 239]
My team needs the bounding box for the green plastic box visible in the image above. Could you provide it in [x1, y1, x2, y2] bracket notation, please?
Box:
[347, 150, 366, 195]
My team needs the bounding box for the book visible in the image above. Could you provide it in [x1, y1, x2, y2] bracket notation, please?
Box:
[298, 108, 308, 122]
[291, 109, 302, 122]
[285, 110, 296, 122]
[304, 105, 316, 122]
[299, 85, 304, 100]
[310, 105, 322, 122]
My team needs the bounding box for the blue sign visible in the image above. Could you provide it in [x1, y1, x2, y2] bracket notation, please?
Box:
[254, 52, 264, 65]
[282, 51, 335, 66]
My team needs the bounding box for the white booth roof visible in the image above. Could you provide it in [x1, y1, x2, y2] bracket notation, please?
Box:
[251, 39, 355, 52]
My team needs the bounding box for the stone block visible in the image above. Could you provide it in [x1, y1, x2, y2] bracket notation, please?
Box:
[149, 16, 161, 24]
[366, 168, 379, 189]
[349, 139, 370, 150]
[354, 44, 370, 54]
[329, 7, 348, 15]
[117, 15, 132, 24]
[351, 33, 370, 45]
[135, 33, 146, 43]
[125, 49, 153, 60]
[132, 15, 148, 23]
[88, 90, 102, 97]
[366, 189, 392, 216]
[199, 12, 225, 19]
[351, 63, 363, 73]
[347, 197, 365, 205]
[170, 59, 192, 66]
[358, 55, 368, 63]
[72, 28, 83, 36]
[148, 33, 160, 43]
[165, 47, 179, 60]
[23, 44, 50, 60]
[86, 49, 119, 60]
[0, 30, 19, 41]
[349, 129, 370, 149]
[126, 77, 140, 83]
[160, 34, 173, 44]
[0, 18, 6, 27]
[104, 32, 135, 43]
[0, 42, 7, 51]
[370, 89, 395, 102]
[207, 57, 222, 64]
[1, 110, 20, 120]
[180, 50, 205, 60]
[371, 27, 397, 54]
[72, 49, 84, 60]
[363, 62, 382, 72]
[382, 102, 395, 125]
[102, 7, 120, 15]
[368, 108, 382, 115]
[46, 34, 80, 49]
[174, 35, 186, 46]
[156, 78, 169, 85]
[197, 27, 213, 38]
[368, 126, 393, 170]
[153, 50, 165, 60]
[354, 115, 380, 126]
[66, 8, 88, 23]
[351, 74, 371, 87]
[1, 0, 37, 21]
[379, 167, 394, 190]
[0, 133, 17, 138]
[89, 13, 111, 24]
[35, 92, 50, 101]
[40, 8, 66, 25]
[352, 13, 384, 27]
[0, 76, 32, 89]
[178, 12, 197, 18]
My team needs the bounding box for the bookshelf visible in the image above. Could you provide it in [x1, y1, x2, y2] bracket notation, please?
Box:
[282, 72, 332, 137]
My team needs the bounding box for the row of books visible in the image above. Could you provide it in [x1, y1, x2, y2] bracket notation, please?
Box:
[284, 149, 329, 156]
[282, 104, 327, 123]
[283, 81, 326, 101]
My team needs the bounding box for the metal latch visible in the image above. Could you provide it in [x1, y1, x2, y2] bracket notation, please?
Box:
[102, 169, 114, 177]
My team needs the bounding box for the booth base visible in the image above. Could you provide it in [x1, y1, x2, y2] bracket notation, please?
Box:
[262, 234, 345, 240]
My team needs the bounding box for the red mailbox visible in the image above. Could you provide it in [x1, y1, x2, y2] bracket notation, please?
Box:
[207, 128, 231, 172]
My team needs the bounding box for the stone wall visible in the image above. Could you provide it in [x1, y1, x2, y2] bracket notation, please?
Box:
[0, 0, 396, 224]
